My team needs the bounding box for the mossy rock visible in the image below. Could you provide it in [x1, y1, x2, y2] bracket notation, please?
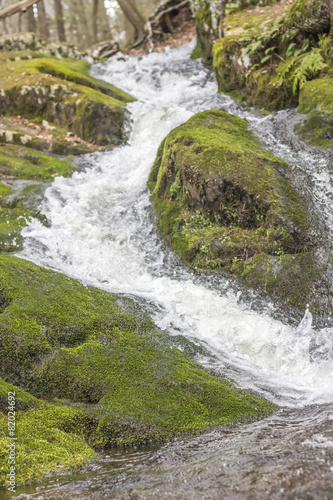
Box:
[148, 110, 326, 311]
[0, 378, 96, 489]
[212, 2, 298, 110]
[0, 254, 276, 490]
[0, 144, 73, 180]
[0, 144, 74, 252]
[191, 0, 278, 64]
[284, 0, 331, 36]
[0, 56, 134, 147]
[296, 77, 333, 149]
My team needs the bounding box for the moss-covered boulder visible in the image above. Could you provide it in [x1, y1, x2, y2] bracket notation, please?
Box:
[191, 0, 280, 64]
[0, 56, 134, 147]
[0, 144, 74, 252]
[212, 2, 299, 110]
[148, 110, 327, 311]
[210, 0, 332, 111]
[0, 378, 95, 489]
[296, 77, 333, 149]
[0, 255, 276, 489]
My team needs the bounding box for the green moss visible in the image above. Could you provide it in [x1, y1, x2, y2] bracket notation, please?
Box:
[0, 379, 95, 488]
[35, 333, 276, 448]
[0, 207, 29, 252]
[0, 144, 73, 253]
[34, 58, 135, 104]
[150, 110, 308, 227]
[212, 1, 312, 110]
[0, 57, 133, 105]
[223, 9, 269, 35]
[0, 144, 73, 180]
[191, 43, 204, 60]
[0, 56, 132, 146]
[297, 77, 333, 148]
[0, 182, 12, 198]
[149, 110, 319, 309]
[0, 254, 276, 466]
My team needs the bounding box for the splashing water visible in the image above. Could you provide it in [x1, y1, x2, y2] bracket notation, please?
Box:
[20, 40, 333, 407]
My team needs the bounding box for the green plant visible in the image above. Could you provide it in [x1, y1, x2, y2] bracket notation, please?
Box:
[170, 173, 181, 199]
[318, 34, 333, 63]
[286, 39, 309, 59]
[274, 48, 327, 94]
[240, 18, 282, 62]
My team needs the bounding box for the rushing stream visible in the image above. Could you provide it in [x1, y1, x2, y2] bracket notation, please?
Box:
[13, 40, 333, 498]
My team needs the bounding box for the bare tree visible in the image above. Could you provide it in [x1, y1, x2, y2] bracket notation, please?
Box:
[26, 5, 36, 31]
[53, 0, 66, 41]
[98, 0, 112, 40]
[116, 0, 146, 43]
[68, 0, 91, 47]
[37, 0, 49, 37]
[92, 0, 98, 43]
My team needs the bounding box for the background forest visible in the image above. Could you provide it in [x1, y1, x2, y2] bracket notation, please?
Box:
[0, 0, 162, 48]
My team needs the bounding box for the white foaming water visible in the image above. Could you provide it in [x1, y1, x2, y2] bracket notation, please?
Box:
[20, 41, 333, 407]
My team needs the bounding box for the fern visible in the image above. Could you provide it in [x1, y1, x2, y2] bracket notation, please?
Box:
[274, 49, 327, 94]
[240, 17, 283, 60]
[274, 58, 297, 87]
[318, 34, 333, 63]
[292, 49, 327, 93]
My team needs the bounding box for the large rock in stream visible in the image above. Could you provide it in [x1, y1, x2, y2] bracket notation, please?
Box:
[149, 110, 329, 313]
[0, 55, 134, 147]
[0, 255, 276, 489]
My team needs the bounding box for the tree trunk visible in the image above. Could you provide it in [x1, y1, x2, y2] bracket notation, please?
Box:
[116, 0, 146, 43]
[92, 0, 98, 43]
[2, 18, 7, 34]
[98, 0, 112, 40]
[26, 5, 36, 32]
[37, 0, 49, 37]
[67, 0, 79, 45]
[53, 0, 66, 41]
[70, 0, 91, 47]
